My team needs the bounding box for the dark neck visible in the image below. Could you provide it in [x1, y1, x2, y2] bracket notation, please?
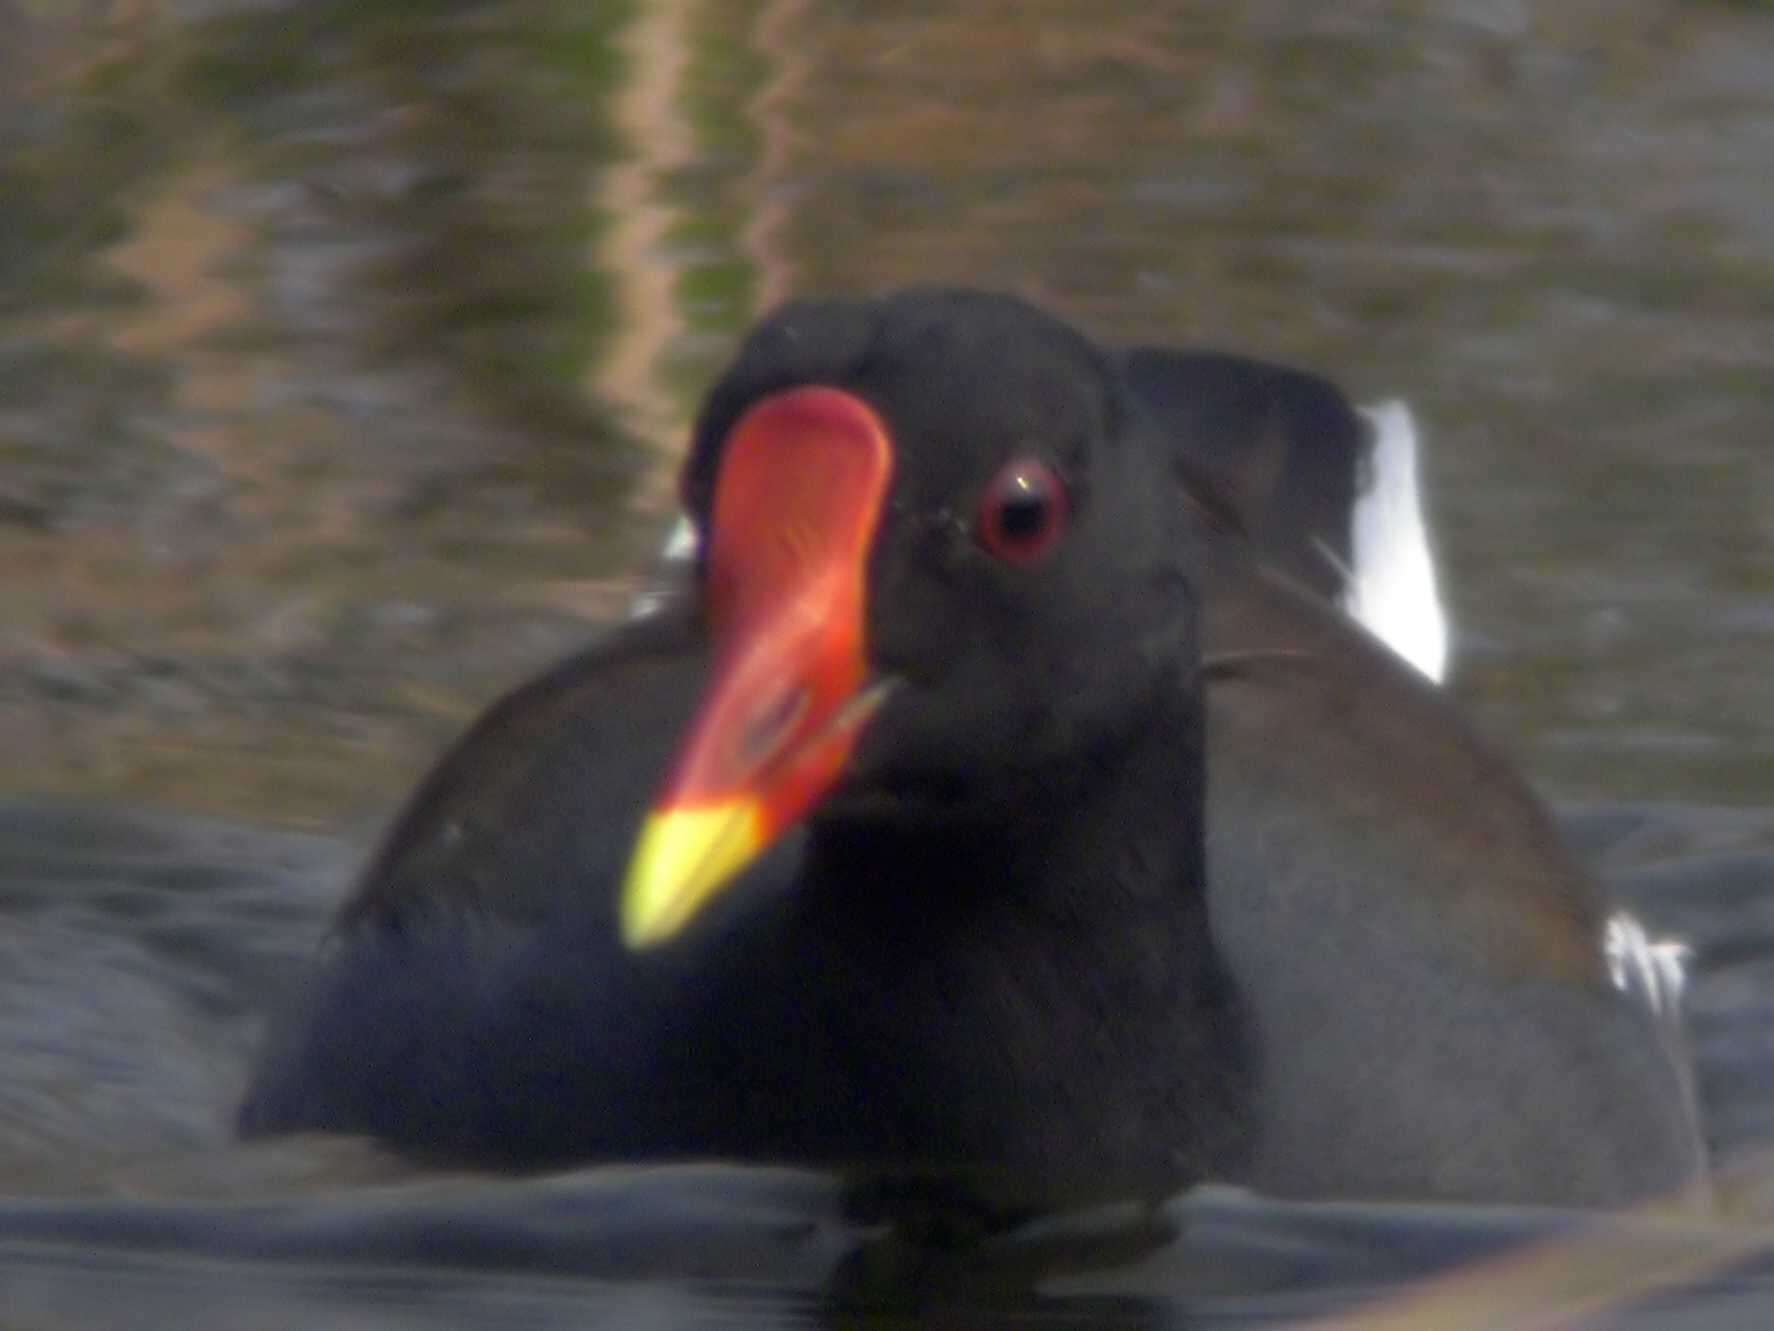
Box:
[801, 669, 1208, 949]
[769, 672, 1245, 1196]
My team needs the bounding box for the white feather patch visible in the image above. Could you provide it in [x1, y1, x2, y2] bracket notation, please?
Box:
[1345, 400, 1450, 684]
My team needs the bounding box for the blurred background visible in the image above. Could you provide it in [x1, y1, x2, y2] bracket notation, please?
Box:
[4, 0, 1772, 835]
[3, 5, 1774, 1324]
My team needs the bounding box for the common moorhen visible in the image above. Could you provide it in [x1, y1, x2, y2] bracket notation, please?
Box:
[241, 288, 1705, 1210]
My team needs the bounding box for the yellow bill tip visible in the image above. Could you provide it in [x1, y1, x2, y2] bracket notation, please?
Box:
[619, 801, 768, 949]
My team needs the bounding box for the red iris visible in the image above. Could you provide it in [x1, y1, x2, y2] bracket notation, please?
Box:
[976, 458, 1070, 565]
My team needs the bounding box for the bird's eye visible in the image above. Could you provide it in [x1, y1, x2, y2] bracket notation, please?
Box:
[976, 457, 1070, 565]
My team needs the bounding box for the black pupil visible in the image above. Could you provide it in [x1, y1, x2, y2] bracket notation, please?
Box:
[997, 477, 1050, 544]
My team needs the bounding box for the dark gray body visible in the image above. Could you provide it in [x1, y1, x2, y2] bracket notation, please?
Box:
[1201, 548, 1706, 1205]
[241, 288, 1708, 1210]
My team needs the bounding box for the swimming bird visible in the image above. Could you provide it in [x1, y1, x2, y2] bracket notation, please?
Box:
[241, 288, 1705, 1210]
